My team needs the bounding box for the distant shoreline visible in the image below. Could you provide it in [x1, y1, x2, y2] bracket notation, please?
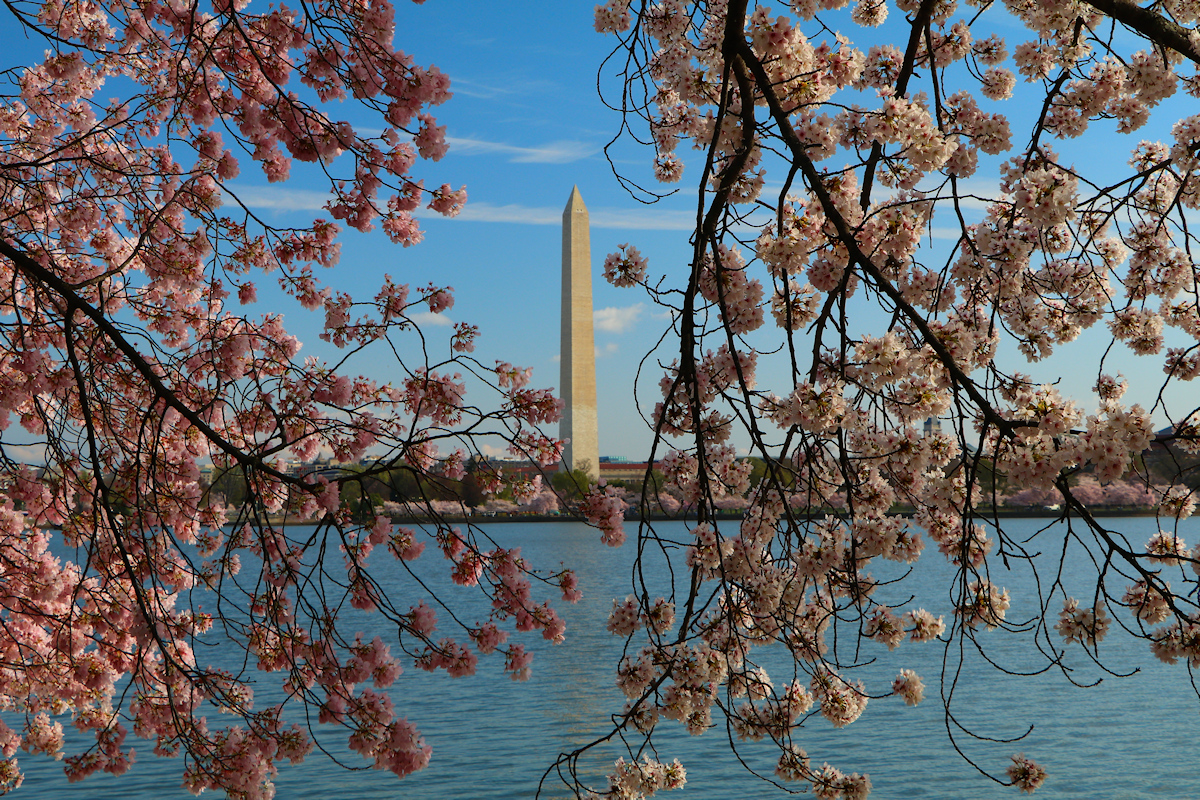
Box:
[42, 507, 1163, 532]
[143, 506, 1162, 529]
[360, 506, 1160, 527]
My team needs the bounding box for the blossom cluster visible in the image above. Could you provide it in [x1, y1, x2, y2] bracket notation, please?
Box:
[0, 0, 577, 794]
[589, 0, 1200, 795]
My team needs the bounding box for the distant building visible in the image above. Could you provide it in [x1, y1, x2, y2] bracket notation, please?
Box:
[598, 461, 654, 483]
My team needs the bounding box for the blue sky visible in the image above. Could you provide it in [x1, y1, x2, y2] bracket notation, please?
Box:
[225, 1, 703, 460]
[5, 1, 1196, 462]
[278, 2, 1187, 458]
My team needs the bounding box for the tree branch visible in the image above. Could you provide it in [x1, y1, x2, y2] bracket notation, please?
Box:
[0, 237, 292, 483]
[1082, 0, 1200, 64]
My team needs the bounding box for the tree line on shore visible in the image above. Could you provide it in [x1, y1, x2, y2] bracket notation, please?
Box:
[203, 436, 1200, 520]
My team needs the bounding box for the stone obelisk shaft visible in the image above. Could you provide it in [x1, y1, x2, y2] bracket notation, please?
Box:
[560, 186, 599, 478]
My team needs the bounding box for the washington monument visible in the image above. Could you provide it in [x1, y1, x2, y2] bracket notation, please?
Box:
[560, 187, 599, 478]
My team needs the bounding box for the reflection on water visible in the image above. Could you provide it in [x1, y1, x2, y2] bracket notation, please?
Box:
[7, 517, 1200, 798]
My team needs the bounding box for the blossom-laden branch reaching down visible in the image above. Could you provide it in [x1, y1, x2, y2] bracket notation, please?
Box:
[574, 0, 1200, 797]
[0, 0, 576, 796]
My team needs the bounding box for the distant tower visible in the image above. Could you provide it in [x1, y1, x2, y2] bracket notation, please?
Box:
[560, 186, 599, 478]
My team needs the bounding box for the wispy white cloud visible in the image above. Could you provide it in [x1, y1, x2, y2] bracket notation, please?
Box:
[2, 444, 46, 465]
[930, 226, 967, 240]
[226, 185, 329, 212]
[594, 304, 644, 334]
[406, 310, 454, 327]
[446, 202, 695, 231]
[449, 85, 509, 100]
[951, 196, 994, 211]
[595, 342, 620, 358]
[226, 185, 696, 232]
[446, 136, 598, 164]
[450, 73, 563, 100]
[227, 185, 558, 224]
[591, 208, 694, 231]
[453, 203, 561, 225]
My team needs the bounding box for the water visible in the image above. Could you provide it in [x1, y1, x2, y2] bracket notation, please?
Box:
[9, 517, 1200, 798]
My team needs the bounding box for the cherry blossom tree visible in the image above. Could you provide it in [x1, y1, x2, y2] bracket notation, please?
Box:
[574, 0, 1200, 796]
[0, 0, 573, 796]
[1003, 475, 1165, 506]
[519, 485, 562, 515]
[6, 0, 1200, 798]
[1003, 484, 1067, 507]
[1066, 475, 1110, 506]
